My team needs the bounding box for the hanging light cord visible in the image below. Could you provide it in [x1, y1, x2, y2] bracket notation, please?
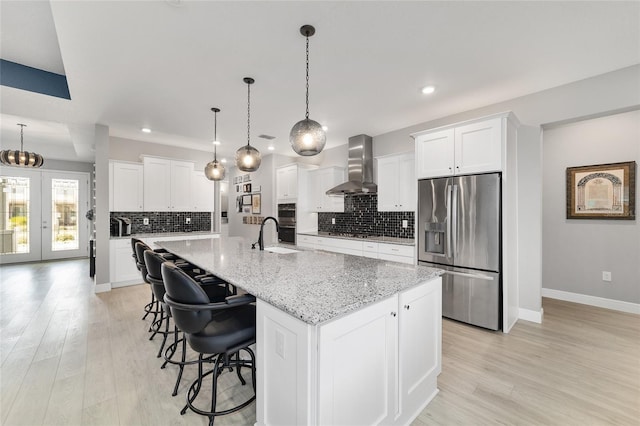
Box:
[305, 35, 310, 120]
[213, 110, 218, 161]
[247, 81, 251, 146]
[19, 124, 26, 151]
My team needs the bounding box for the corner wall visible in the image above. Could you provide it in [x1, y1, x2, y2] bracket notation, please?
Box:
[542, 109, 640, 307]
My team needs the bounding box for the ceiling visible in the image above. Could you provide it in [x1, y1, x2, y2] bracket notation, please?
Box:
[1, 1, 639, 164]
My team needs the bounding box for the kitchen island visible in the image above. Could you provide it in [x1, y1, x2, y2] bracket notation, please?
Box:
[156, 236, 443, 425]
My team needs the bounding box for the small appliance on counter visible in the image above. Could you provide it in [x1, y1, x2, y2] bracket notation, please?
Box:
[110, 216, 132, 237]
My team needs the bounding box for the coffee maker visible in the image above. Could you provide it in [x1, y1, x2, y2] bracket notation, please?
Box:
[110, 217, 132, 237]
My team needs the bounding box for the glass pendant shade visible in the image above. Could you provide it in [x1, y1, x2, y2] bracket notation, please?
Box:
[235, 144, 261, 172]
[235, 77, 261, 172]
[205, 159, 225, 180]
[290, 118, 326, 156]
[0, 124, 44, 168]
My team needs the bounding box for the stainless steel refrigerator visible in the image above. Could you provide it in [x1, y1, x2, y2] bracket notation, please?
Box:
[418, 173, 501, 330]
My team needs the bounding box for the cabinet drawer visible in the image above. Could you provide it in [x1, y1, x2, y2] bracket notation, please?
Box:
[378, 253, 414, 265]
[378, 243, 414, 258]
[363, 242, 379, 253]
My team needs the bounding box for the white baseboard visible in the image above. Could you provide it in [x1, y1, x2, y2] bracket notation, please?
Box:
[542, 288, 640, 315]
[111, 279, 143, 289]
[95, 282, 112, 293]
[519, 307, 543, 323]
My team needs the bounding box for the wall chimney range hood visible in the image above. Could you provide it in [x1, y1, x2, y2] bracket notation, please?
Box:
[326, 134, 377, 195]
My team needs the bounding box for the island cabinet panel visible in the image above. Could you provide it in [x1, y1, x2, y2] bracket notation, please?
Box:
[318, 296, 398, 425]
[256, 277, 442, 426]
[397, 277, 442, 425]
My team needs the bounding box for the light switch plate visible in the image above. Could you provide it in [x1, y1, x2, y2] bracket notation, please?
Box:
[602, 271, 612, 282]
[143, 218, 149, 225]
[402, 220, 408, 228]
[185, 217, 191, 224]
[332, 218, 335, 225]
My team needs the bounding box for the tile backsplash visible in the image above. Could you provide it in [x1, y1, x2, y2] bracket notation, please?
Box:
[110, 211, 211, 234]
[318, 194, 414, 239]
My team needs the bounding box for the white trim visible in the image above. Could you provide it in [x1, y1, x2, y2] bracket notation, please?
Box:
[518, 307, 543, 323]
[542, 288, 640, 315]
[95, 282, 112, 293]
[111, 279, 142, 289]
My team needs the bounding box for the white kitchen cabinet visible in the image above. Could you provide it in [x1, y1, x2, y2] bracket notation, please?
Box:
[110, 161, 143, 211]
[378, 243, 415, 264]
[143, 157, 194, 211]
[191, 170, 216, 212]
[257, 276, 441, 426]
[308, 167, 345, 212]
[414, 114, 504, 179]
[377, 152, 416, 211]
[276, 164, 298, 202]
[317, 277, 442, 425]
[109, 239, 141, 286]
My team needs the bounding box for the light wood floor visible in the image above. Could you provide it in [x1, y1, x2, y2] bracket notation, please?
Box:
[1, 259, 639, 425]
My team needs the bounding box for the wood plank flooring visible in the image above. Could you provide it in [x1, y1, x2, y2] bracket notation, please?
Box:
[1, 259, 639, 425]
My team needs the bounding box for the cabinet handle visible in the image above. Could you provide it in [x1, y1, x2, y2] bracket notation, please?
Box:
[404, 304, 410, 310]
[391, 312, 397, 317]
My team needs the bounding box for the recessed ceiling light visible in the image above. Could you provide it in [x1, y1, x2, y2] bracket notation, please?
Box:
[322, 125, 328, 131]
[421, 86, 435, 95]
[268, 146, 275, 151]
[213, 140, 221, 145]
[220, 158, 227, 163]
[141, 127, 151, 133]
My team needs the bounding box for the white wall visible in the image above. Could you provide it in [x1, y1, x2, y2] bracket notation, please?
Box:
[542, 109, 640, 304]
[109, 136, 213, 171]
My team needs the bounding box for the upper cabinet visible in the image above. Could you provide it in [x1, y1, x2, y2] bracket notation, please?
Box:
[143, 157, 194, 211]
[308, 167, 345, 212]
[276, 164, 299, 202]
[377, 152, 416, 212]
[110, 161, 143, 211]
[191, 170, 216, 212]
[414, 115, 504, 179]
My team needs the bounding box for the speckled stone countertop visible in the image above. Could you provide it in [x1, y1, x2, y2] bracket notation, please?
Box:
[297, 231, 415, 246]
[156, 236, 442, 325]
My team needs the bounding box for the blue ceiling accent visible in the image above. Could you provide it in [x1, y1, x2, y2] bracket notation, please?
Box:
[0, 59, 71, 100]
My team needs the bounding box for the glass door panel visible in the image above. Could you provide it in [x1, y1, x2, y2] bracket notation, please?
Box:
[0, 168, 42, 263]
[42, 172, 88, 260]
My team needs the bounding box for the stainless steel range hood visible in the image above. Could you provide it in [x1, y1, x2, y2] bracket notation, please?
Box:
[326, 134, 377, 195]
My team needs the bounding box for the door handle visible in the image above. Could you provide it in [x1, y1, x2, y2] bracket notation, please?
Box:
[444, 271, 494, 281]
[446, 185, 452, 258]
[451, 184, 458, 257]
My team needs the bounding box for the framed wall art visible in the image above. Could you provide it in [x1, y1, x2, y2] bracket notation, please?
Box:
[566, 161, 636, 220]
[252, 194, 261, 214]
[242, 194, 252, 205]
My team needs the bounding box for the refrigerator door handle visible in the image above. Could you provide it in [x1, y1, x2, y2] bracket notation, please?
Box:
[444, 270, 495, 281]
[451, 183, 458, 257]
[446, 184, 453, 259]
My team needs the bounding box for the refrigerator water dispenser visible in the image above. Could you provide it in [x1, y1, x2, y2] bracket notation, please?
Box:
[424, 222, 446, 255]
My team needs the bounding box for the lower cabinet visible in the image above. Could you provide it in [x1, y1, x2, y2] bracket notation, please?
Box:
[256, 277, 442, 425]
[297, 234, 415, 264]
[110, 239, 140, 286]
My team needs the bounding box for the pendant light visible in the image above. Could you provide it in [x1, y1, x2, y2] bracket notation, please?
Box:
[204, 107, 226, 181]
[290, 25, 326, 156]
[0, 124, 44, 168]
[235, 77, 261, 172]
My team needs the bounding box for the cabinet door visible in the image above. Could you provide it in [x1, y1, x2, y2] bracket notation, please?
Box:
[397, 153, 416, 211]
[318, 296, 398, 425]
[415, 129, 454, 179]
[170, 160, 193, 210]
[308, 168, 344, 212]
[398, 278, 442, 423]
[192, 171, 215, 211]
[276, 165, 297, 201]
[143, 157, 171, 211]
[377, 156, 400, 211]
[110, 240, 141, 284]
[112, 162, 143, 211]
[454, 117, 502, 175]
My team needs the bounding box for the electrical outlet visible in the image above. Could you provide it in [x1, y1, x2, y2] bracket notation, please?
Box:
[602, 271, 612, 282]
[402, 220, 408, 228]
[143, 217, 149, 225]
[185, 217, 191, 225]
[332, 218, 335, 225]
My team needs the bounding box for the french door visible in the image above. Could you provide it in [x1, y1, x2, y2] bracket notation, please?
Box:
[0, 168, 89, 263]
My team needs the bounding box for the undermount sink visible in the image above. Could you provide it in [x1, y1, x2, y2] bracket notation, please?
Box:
[264, 246, 300, 254]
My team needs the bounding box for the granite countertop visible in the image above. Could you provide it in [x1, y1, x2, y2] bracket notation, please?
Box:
[111, 231, 219, 240]
[297, 231, 415, 246]
[156, 237, 442, 325]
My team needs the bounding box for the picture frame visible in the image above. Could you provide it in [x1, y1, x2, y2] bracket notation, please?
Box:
[242, 194, 252, 205]
[236, 196, 242, 213]
[243, 183, 252, 193]
[252, 194, 261, 214]
[236, 184, 240, 193]
[566, 161, 636, 220]
[243, 174, 250, 182]
[243, 206, 251, 213]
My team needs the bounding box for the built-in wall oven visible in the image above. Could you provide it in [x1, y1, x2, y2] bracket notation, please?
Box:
[277, 203, 296, 244]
